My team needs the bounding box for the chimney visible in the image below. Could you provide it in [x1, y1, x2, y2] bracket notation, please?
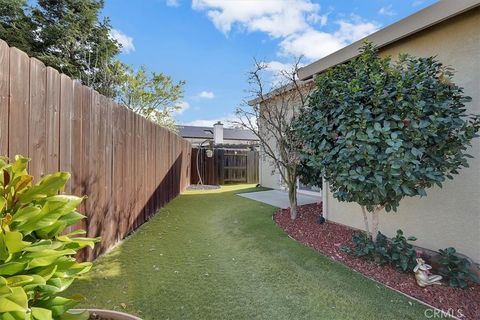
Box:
[213, 121, 224, 145]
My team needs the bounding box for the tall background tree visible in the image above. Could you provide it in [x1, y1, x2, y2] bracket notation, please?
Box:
[295, 43, 480, 240]
[0, 0, 34, 54]
[0, 0, 186, 128]
[235, 59, 310, 220]
[116, 65, 186, 131]
[0, 0, 121, 97]
[30, 0, 121, 97]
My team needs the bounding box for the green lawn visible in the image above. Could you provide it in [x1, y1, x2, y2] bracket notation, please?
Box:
[67, 184, 428, 319]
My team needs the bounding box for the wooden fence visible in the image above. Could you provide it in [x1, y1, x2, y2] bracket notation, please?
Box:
[191, 148, 259, 185]
[0, 40, 191, 260]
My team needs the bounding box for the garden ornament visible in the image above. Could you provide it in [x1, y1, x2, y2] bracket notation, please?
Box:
[414, 258, 443, 287]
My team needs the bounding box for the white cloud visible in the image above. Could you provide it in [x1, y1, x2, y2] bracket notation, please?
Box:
[174, 101, 190, 115]
[193, 0, 380, 62]
[166, 0, 180, 7]
[378, 5, 396, 16]
[192, 0, 324, 38]
[334, 18, 380, 43]
[197, 91, 215, 99]
[279, 29, 343, 61]
[110, 29, 135, 54]
[279, 18, 380, 61]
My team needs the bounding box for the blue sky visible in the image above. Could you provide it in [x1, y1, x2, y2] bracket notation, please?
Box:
[104, 0, 437, 127]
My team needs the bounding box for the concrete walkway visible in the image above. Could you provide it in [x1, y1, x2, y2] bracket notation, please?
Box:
[238, 190, 321, 209]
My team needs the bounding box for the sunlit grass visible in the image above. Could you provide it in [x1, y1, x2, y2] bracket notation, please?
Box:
[67, 184, 428, 319]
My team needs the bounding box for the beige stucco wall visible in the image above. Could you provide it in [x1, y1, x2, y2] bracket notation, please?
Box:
[259, 114, 285, 189]
[326, 8, 480, 262]
[259, 152, 285, 189]
[258, 86, 310, 190]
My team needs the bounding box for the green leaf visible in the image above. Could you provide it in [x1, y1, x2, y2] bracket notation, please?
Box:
[0, 286, 28, 312]
[0, 311, 27, 320]
[19, 172, 71, 204]
[35, 296, 79, 318]
[0, 197, 6, 211]
[4, 231, 31, 254]
[391, 161, 402, 169]
[23, 249, 77, 269]
[11, 206, 42, 224]
[416, 187, 427, 197]
[0, 277, 13, 299]
[400, 185, 414, 195]
[31, 307, 53, 320]
[411, 147, 423, 157]
[5, 275, 35, 287]
[0, 262, 26, 276]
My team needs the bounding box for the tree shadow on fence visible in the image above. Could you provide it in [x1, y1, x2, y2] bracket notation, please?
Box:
[78, 154, 184, 261]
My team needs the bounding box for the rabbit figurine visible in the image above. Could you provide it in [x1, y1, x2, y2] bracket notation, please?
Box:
[413, 258, 443, 287]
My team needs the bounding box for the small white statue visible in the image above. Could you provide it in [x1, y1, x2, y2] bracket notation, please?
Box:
[413, 258, 443, 287]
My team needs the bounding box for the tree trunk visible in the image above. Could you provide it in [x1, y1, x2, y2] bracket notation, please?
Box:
[361, 205, 370, 238]
[288, 183, 298, 220]
[371, 208, 380, 242]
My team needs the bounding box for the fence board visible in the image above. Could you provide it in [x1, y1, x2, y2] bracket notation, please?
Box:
[0, 39, 191, 260]
[8, 47, 29, 158]
[0, 40, 9, 155]
[59, 74, 73, 192]
[70, 81, 83, 198]
[28, 58, 46, 179]
[45, 67, 60, 174]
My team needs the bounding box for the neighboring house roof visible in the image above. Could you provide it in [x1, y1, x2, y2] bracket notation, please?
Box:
[177, 125, 258, 141]
[298, 0, 480, 80]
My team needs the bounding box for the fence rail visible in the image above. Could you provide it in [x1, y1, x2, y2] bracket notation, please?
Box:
[0, 39, 191, 260]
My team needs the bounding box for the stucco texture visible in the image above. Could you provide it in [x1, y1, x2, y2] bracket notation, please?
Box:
[326, 8, 480, 262]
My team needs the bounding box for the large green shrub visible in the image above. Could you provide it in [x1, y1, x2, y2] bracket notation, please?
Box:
[295, 42, 480, 240]
[0, 155, 98, 320]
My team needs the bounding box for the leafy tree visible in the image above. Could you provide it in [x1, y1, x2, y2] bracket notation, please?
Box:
[30, 0, 121, 97]
[117, 65, 186, 130]
[1, 0, 122, 97]
[0, 0, 34, 54]
[295, 43, 480, 240]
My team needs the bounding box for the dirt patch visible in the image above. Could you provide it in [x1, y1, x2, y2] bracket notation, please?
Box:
[274, 203, 480, 319]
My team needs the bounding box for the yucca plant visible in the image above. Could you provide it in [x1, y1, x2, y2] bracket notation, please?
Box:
[0, 155, 99, 320]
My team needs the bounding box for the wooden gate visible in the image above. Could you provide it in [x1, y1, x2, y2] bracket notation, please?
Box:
[191, 148, 259, 185]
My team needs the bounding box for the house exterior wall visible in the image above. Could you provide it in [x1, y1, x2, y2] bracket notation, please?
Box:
[258, 87, 308, 191]
[326, 8, 480, 262]
[260, 8, 480, 262]
[259, 111, 284, 189]
[259, 149, 286, 190]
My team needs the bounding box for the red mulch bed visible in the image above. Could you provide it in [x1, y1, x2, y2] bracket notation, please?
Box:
[274, 203, 480, 320]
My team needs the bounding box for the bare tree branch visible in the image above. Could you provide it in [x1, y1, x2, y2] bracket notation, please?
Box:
[233, 57, 312, 220]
